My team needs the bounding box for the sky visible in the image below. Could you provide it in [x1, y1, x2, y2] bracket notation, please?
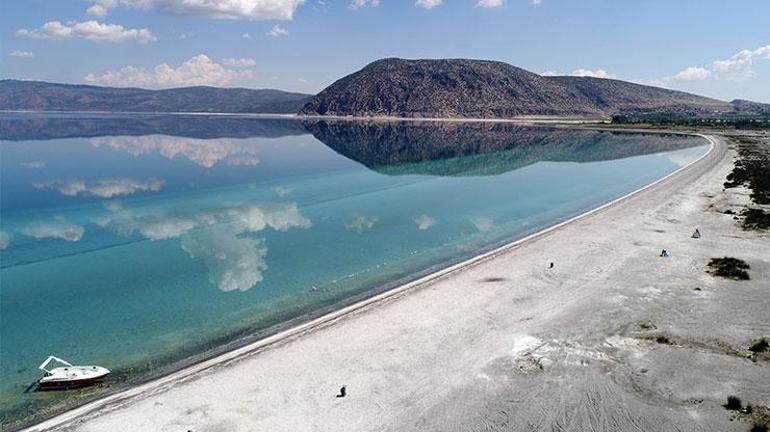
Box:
[1, 0, 769, 102]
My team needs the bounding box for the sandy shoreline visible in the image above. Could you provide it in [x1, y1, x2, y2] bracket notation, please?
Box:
[23, 133, 770, 431]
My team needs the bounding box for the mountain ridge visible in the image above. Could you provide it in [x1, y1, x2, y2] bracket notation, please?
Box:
[0, 79, 312, 114]
[3, 59, 769, 117]
[301, 58, 736, 118]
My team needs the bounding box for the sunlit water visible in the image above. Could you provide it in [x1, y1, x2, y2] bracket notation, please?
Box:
[0, 114, 708, 426]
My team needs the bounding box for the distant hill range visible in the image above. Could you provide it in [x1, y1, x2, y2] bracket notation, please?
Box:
[0, 80, 312, 114]
[2, 59, 769, 117]
[302, 58, 770, 118]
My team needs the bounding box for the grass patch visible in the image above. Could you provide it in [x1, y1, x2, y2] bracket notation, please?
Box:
[727, 397, 770, 431]
[748, 406, 770, 432]
[707, 257, 751, 280]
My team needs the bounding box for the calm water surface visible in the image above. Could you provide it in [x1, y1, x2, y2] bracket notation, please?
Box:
[0, 114, 708, 427]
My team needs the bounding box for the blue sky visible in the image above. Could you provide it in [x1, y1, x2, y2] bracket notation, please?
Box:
[2, 0, 769, 102]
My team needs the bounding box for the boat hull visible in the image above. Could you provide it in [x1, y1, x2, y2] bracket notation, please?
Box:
[38, 373, 109, 390]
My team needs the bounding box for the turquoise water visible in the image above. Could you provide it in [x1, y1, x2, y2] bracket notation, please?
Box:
[0, 114, 707, 426]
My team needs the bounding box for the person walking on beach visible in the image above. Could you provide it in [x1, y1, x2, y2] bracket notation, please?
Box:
[337, 385, 347, 398]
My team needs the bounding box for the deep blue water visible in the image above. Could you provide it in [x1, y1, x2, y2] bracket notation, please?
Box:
[0, 114, 708, 426]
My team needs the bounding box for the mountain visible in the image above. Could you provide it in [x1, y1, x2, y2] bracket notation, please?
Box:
[305, 120, 704, 177]
[302, 58, 733, 118]
[729, 99, 770, 115]
[0, 80, 312, 114]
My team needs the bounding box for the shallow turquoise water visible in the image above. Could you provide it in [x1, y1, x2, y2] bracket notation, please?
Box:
[0, 114, 707, 425]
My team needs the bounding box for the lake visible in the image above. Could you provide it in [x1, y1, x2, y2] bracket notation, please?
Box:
[0, 113, 708, 428]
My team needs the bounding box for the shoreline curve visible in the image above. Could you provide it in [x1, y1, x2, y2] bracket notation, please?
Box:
[20, 132, 722, 432]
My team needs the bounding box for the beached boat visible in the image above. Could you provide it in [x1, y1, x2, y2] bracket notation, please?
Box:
[37, 356, 110, 390]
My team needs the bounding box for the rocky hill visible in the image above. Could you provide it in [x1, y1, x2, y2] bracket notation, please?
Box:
[302, 58, 732, 118]
[0, 80, 312, 114]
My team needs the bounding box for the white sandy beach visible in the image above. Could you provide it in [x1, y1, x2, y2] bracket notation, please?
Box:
[26, 134, 769, 432]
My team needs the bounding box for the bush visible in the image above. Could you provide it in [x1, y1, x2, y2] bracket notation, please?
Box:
[743, 208, 770, 230]
[725, 395, 742, 410]
[749, 338, 769, 354]
[707, 257, 751, 280]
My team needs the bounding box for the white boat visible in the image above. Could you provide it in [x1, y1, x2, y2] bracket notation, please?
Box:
[38, 356, 110, 390]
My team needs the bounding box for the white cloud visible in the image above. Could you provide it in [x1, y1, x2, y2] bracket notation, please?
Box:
[345, 214, 378, 232]
[267, 24, 288, 37]
[470, 217, 493, 232]
[122, 0, 305, 20]
[241, 32, 252, 39]
[178, 32, 193, 39]
[90, 135, 261, 167]
[476, 0, 503, 7]
[415, 0, 441, 9]
[85, 54, 253, 88]
[9, 50, 35, 58]
[22, 220, 85, 242]
[413, 214, 436, 230]
[570, 68, 616, 79]
[673, 44, 770, 82]
[710, 45, 770, 79]
[33, 178, 164, 198]
[674, 66, 711, 81]
[86, 0, 118, 16]
[87, 4, 109, 16]
[0, 231, 11, 250]
[542, 68, 616, 79]
[221, 57, 257, 67]
[350, 0, 379, 10]
[16, 20, 156, 43]
[532, 0, 541, 4]
[540, 70, 561, 76]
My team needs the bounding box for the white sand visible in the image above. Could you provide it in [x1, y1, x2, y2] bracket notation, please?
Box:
[27, 134, 770, 432]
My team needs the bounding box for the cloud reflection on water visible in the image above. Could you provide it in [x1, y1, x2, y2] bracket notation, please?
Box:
[99, 201, 311, 292]
[414, 214, 436, 230]
[33, 178, 164, 198]
[0, 231, 11, 250]
[90, 135, 262, 168]
[21, 219, 86, 242]
[345, 214, 378, 233]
